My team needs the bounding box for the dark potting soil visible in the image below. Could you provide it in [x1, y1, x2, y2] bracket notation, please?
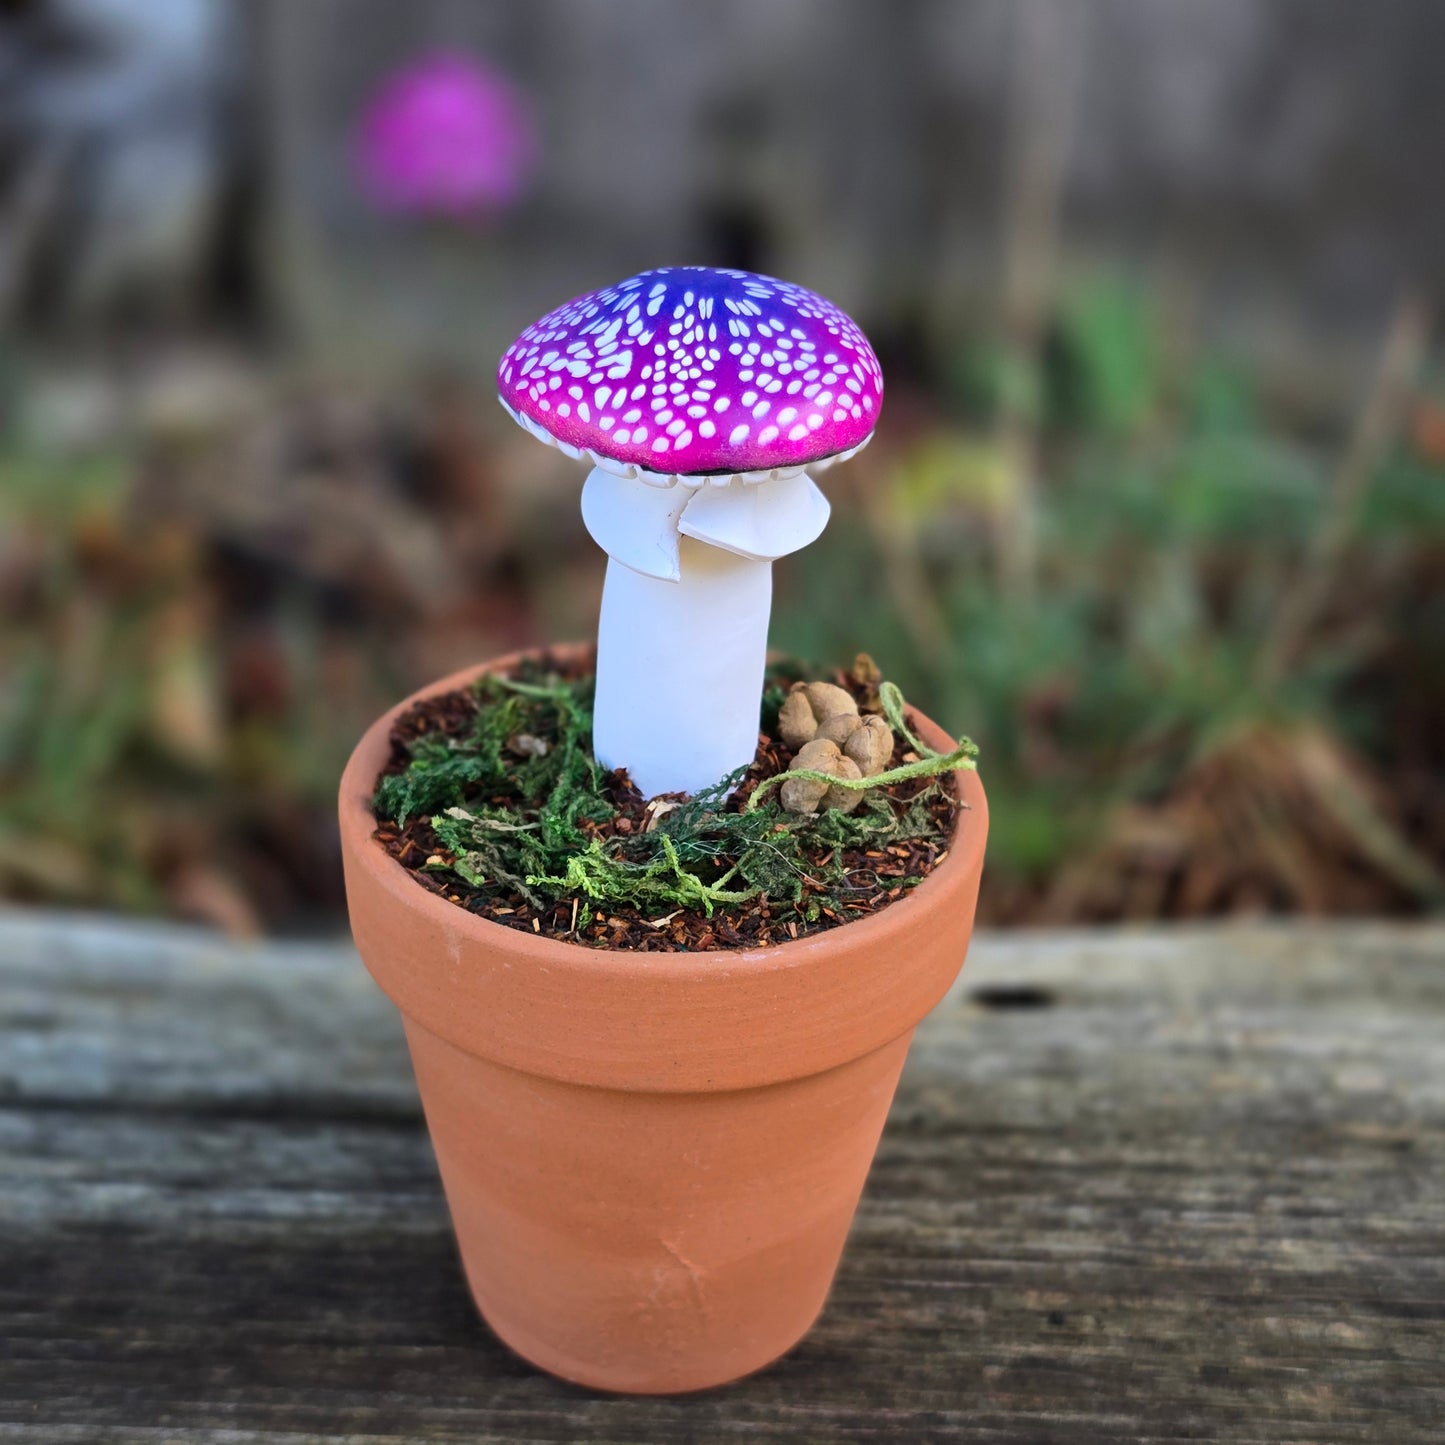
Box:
[371, 651, 967, 952]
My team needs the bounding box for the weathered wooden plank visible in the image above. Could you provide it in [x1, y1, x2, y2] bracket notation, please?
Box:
[2, 910, 1442, 1442]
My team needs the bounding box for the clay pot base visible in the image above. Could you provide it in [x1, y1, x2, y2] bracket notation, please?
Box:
[408, 1014, 912, 1394]
[341, 647, 988, 1394]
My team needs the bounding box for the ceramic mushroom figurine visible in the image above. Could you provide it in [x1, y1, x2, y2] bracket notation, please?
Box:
[498, 267, 882, 797]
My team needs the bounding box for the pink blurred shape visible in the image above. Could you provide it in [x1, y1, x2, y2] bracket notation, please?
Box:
[355, 51, 537, 218]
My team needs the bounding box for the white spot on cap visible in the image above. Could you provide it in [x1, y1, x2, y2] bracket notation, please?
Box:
[729, 423, 750, 445]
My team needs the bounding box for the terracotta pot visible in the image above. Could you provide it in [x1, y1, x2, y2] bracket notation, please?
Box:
[339, 646, 988, 1394]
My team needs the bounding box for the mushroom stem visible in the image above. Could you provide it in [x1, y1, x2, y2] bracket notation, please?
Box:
[593, 538, 771, 798]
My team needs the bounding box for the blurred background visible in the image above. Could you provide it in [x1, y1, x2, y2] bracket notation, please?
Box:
[2, 0, 1442, 936]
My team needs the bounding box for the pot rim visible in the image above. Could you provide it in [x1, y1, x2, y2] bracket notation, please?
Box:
[340, 645, 988, 1090]
[343, 644, 984, 974]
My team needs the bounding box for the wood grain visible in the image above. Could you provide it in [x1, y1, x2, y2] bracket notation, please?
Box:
[2, 909, 1442, 1442]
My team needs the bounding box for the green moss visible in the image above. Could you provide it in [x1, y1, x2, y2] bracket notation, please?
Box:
[372, 668, 974, 923]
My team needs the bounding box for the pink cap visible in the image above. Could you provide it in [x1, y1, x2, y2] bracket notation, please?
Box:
[498, 267, 882, 478]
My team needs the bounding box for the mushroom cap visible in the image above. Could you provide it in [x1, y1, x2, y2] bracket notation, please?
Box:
[498, 267, 882, 481]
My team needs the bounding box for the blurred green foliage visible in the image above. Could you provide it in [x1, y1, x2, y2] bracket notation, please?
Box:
[1, 451, 165, 912]
[3, 276, 1443, 929]
[0, 445, 362, 929]
[1051, 279, 1158, 433]
[776, 278, 1445, 918]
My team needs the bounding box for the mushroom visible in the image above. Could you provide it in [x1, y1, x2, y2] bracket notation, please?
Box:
[498, 267, 882, 798]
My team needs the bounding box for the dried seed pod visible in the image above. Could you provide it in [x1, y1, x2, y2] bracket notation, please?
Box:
[795, 737, 843, 771]
[777, 679, 859, 749]
[851, 652, 882, 688]
[843, 714, 894, 777]
[816, 712, 862, 748]
[851, 652, 883, 711]
[804, 681, 858, 725]
[778, 774, 829, 814]
[778, 683, 818, 749]
[779, 738, 842, 815]
[822, 754, 865, 812]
